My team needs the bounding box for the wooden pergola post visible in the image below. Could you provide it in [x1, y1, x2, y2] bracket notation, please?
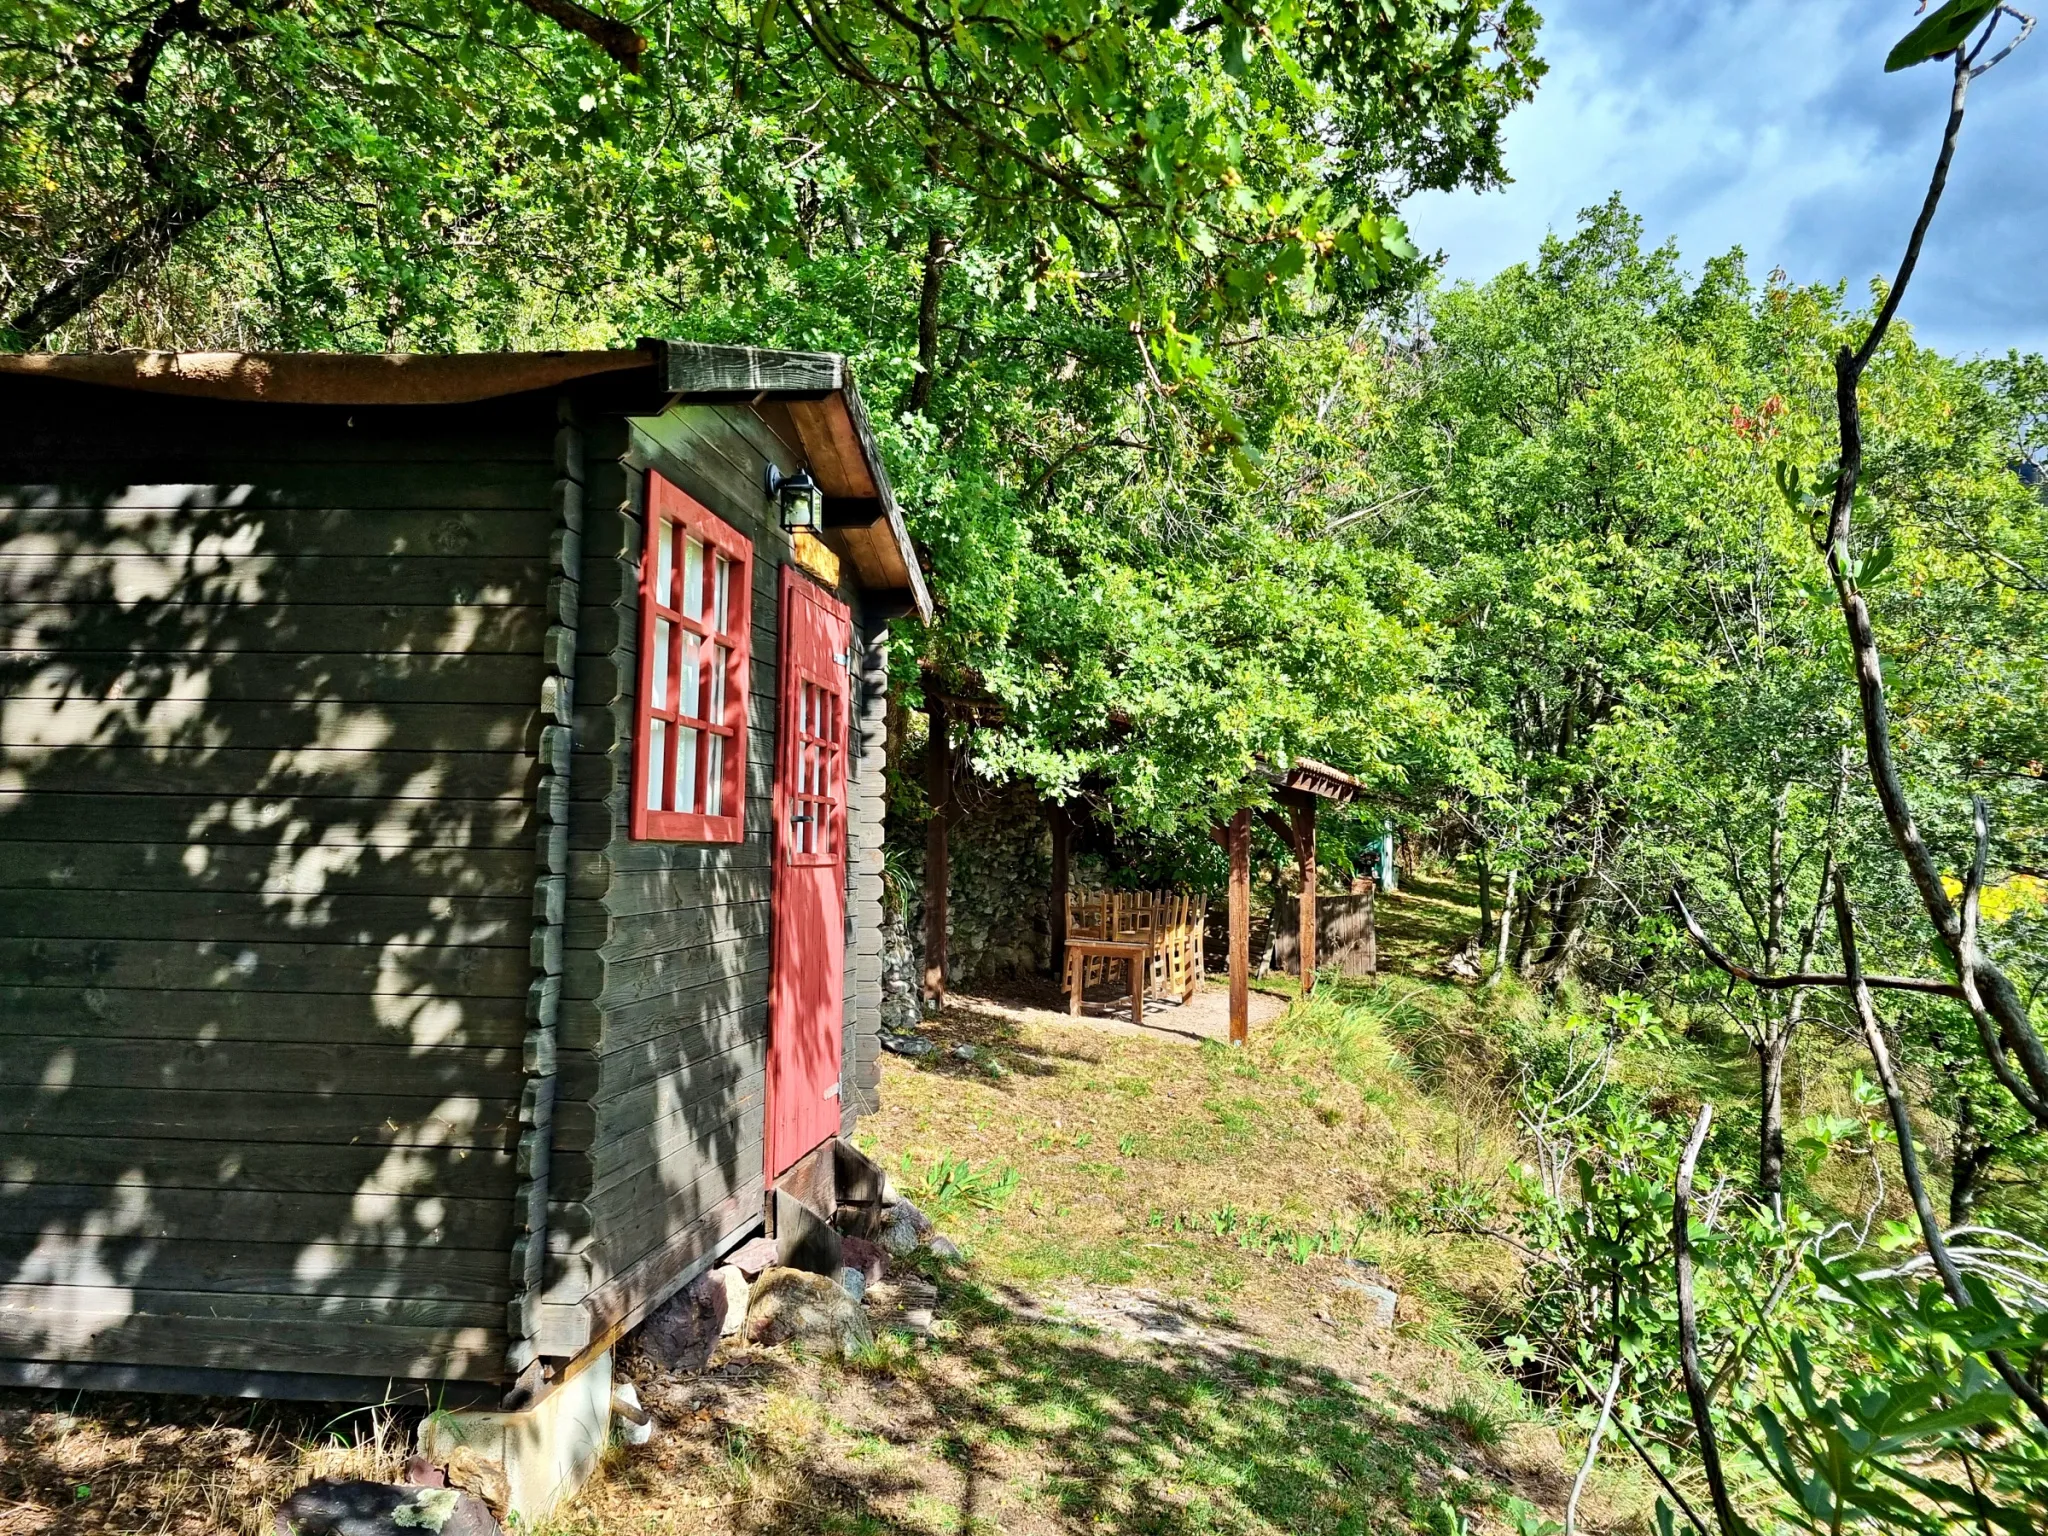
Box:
[1290, 793, 1317, 996]
[923, 692, 950, 1008]
[1226, 808, 1250, 1047]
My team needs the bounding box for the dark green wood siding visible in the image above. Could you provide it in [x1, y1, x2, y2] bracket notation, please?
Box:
[0, 379, 552, 1389]
[539, 400, 889, 1353]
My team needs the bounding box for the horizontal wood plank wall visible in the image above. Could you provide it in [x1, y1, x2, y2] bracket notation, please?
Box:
[0, 379, 551, 1388]
[843, 606, 889, 1130]
[544, 398, 892, 1358]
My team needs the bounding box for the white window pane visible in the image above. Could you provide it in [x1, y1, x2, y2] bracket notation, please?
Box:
[705, 732, 724, 817]
[714, 556, 731, 632]
[651, 620, 671, 710]
[675, 726, 700, 814]
[682, 537, 705, 621]
[680, 632, 701, 719]
[655, 519, 675, 606]
[709, 644, 728, 722]
[645, 720, 666, 813]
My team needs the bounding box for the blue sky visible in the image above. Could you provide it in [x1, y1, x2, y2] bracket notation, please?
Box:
[1401, 0, 2048, 358]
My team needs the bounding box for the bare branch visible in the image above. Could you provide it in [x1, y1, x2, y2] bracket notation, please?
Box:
[1670, 884, 1961, 999]
[1566, 1355, 1624, 1536]
[1830, 871, 2048, 1432]
[1674, 1104, 1746, 1536]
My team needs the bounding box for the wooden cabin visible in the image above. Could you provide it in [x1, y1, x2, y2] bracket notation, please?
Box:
[0, 342, 928, 1405]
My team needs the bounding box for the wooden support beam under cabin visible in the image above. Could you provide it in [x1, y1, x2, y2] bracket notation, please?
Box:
[1290, 793, 1317, 996]
[1227, 808, 1250, 1046]
[923, 691, 950, 1008]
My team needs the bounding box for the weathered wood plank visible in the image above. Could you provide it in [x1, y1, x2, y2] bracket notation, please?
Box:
[0, 1235, 512, 1302]
[554, 1183, 758, 1348]
[566, 930, 771, 1005]
[0, 1034, 522, 1097]
[0, 794, 535, 848]
[4, 604, 550, 656]
[572, 1128, 761, 1284]
[0, 1181, 514, 1245]
[556, 962, 771, 1052]
[578, 897, 772, 965]
[582, 863, 772, 920]
[0, 701, 541, 755]
[0, 463, 554, 509]
[662, 343, 842, 397]
[0, 937, 531, 996]
[0, 1132, 515, 1197]
[549, 1091, 763, 1204]
[0, 749, 535, 804]
[4, 651, 544, 706]
[0, 555, 547, 606]
[0, 1306, 504, 1379]
[2, 1089, 520, 1146]
[1, 507, 555, 559]
[553, 1043, 762, 1152]
[0, 1282, 501, 1332]
[560, 1002, 768, 1108]
[0, 890, 532, 948]
[0, 986, 526, 1048]
[581, 837, 775, 879]
[0, 842, 538, 899]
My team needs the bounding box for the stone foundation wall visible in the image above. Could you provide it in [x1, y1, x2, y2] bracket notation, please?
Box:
[885, 781, 1056, 1008]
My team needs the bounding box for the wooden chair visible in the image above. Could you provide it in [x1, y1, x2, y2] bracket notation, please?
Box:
[1061, 887, 1206, 1018]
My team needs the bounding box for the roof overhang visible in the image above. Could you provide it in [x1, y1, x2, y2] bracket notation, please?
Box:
[659, 344, 929, 621]
[0, 339, 932, 622]
[1265, 756, 1361, 803]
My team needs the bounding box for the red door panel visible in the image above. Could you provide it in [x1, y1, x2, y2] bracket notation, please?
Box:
[766, 564, 853, 1179]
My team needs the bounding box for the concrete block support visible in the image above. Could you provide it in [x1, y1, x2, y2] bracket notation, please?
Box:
[419, 1349, 613, 1526]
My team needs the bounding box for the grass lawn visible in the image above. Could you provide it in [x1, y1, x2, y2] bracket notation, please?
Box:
[555, 970, 1651, 1536]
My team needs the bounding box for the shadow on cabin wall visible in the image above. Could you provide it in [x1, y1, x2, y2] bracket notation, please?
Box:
[0, 377, 757, 1396]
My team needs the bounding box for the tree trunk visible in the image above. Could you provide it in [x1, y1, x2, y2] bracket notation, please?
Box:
[1758, 1032, 1788, 1218]
[1534, 871, 1595, 978]
[1949, 1086, 1996, 1228]
[907, 226, 953, 415]
[1487, 869, 1516, 986]
[1512, 880, 1539, 976]
[1047, 802, 1070, 979]
[1475, 846, 1494, 947]
[5, 189, 220, 348]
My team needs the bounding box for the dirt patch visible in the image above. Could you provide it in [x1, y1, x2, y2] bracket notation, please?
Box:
[560, 1267, 1582, 1536]
[934, 977, 1289, 1045]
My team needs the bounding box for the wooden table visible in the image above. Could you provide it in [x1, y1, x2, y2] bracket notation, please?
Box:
[1064, 938, 1151, 1022]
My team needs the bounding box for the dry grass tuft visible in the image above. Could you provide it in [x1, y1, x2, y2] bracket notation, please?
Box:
[0, 1394, 416, 1536]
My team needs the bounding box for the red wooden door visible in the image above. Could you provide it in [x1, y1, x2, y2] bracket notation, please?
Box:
[766, 565, 853, 1179]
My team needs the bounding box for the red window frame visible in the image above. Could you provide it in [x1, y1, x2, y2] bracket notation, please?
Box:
[630, 474, 753, 843]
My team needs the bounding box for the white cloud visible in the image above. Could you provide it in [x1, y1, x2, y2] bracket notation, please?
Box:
[1402, 0, 2048, 356]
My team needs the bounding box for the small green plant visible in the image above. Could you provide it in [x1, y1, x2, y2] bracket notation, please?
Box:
[900, 1153, 1019, 1219]
[1440, 1392, 1511, 1451]
[1503, 1496, 1562, 1536]
[1388, 1174, 1499, 1234]
[1117, 1133, 1140, 1157]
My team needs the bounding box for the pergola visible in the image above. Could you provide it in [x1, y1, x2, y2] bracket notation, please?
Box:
[1212, 757, 1361, 1044]
[919, 683, 1362, 1047]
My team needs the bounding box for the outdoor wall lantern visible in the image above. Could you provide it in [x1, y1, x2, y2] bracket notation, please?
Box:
[765, 463, 823, 533]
